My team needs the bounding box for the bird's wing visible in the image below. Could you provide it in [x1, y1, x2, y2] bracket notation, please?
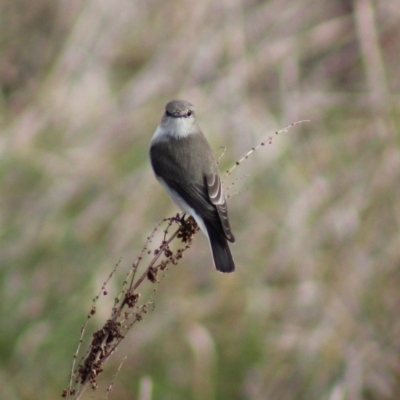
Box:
[150, 143, 234, 242]
[160, 174, 234, 242]
[206, 173, 235, 243]
[163, 176, 217, 225]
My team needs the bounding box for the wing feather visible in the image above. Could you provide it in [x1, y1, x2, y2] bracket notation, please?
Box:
[206, 173, 235, 242]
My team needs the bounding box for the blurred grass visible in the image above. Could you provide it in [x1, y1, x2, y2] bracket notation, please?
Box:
[1, 0, 400, 399]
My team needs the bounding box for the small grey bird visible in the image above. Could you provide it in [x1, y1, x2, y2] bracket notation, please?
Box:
[149, 99, 235, 273]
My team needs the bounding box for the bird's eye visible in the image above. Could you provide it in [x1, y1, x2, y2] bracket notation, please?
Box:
[187, 110, 192, 117]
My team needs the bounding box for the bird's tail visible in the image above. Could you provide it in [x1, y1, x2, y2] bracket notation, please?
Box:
[207, 227, 235, 273]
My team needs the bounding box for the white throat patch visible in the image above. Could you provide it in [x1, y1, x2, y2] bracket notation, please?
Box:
[151, 117, 195, 144]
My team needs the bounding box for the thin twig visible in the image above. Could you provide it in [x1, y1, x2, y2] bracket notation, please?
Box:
[67, 260, 121, 400]
[102, 357, 127, 399]
[225, 120, 310, 176]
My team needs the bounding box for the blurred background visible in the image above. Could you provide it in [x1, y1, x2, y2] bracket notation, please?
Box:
[1, 0, 399, 399]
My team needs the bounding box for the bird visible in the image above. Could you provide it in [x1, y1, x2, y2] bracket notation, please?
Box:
[149, 99, 235, 273]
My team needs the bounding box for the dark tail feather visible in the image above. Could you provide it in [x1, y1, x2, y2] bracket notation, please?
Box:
[207, 228, 235, 273]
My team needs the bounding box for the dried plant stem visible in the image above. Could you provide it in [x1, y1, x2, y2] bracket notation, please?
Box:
[129, 226, 180, 293]
[66, 261, 120, 400]
[103, 356, 127, 400]
[225, 120, 309, 176]
[127, 217, 179, 294]
[64, 215, 198, 399]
